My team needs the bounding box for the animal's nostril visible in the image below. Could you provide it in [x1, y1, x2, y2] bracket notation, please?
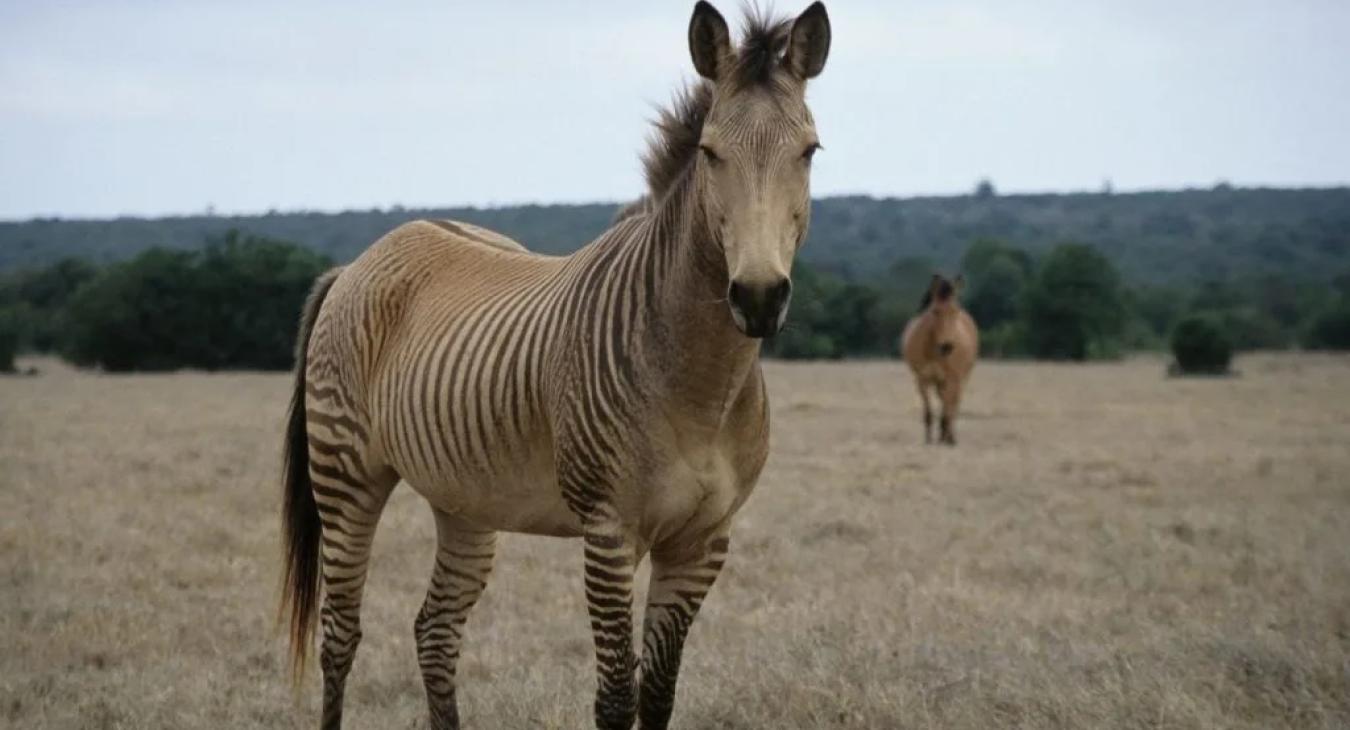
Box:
[769, 278, 792, 307]
[728, 281, 748, 308]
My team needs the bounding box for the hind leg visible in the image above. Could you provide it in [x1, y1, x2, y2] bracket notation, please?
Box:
[415, 509, 496, 730]
[310, 449, 397, 729]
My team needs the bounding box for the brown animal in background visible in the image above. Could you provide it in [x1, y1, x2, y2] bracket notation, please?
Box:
[901, 274, 979, 444]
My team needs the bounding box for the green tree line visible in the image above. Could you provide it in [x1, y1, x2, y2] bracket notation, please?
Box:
[0, 231, 330, 372]
[765, 237, 1350, 362]
[3, 230, 1348, 374]
[4, 187, 1348, 286]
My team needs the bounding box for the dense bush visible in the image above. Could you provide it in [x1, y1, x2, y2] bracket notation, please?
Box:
[62, 232, 330, 371]
[0, 306, 19, 372]
[1, 226, 1343, 367]
[964, 250, 1028, 330]
[767, 260, 922, 359]
[769, 327, 838, 359]
[8, 258, 96, 351]
[980, 321, 1030, 359]
[1200, 307, 1289, 350]
[1127, 284, 1185, 342]
[1302, 303, 1350, 350]
[1170, 315, 1233, 374]
[1021, 244, 1126, 360]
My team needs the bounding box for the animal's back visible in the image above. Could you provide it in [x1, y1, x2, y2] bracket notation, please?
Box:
[310, 219, 549, 391]
[305, 219, 577, 531]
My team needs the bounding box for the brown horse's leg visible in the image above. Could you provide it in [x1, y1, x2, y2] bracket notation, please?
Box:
[917, 381, 933, 444]
[938, 378, 960, 446]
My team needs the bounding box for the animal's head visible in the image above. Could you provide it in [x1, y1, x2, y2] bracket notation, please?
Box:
[924, 273, 966, 353]
[687, 1, 831, 338]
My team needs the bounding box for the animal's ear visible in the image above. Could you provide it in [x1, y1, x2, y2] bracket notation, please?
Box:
[689, 2, 732, 80]
[954, 275, 966, 293]
[929, 273, 943, 293]
[784, 2, 831, 80]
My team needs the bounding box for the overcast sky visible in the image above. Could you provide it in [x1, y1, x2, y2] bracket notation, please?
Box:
[1, 0, 1347, 220]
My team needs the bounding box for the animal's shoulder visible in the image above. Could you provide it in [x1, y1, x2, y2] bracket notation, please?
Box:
[900, 314, 927, 348]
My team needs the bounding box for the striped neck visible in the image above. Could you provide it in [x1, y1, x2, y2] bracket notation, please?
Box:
[640, 171, 762, 417]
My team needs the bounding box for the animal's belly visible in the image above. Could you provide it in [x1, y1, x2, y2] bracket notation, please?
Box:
[402, 440, 582, 537]
[457, 480, 582, 537]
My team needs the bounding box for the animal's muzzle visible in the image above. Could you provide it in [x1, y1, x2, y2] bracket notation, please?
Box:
[728, 277, 792, 338]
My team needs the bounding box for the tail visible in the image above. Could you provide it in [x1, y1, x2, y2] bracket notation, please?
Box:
[280, 266, 343, 681]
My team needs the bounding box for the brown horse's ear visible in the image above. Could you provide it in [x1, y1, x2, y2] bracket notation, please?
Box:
[689, 2, 732, 80]
[784, 2, 831, 80]
[929, 273, 943, 293]
[954, 275, 966, 294]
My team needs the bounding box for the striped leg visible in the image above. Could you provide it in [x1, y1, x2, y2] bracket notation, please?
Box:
[637, 535, 729, 730]
[584, 528, 639, 730]
[312, 462, 395, 730]
[415, 510, 496, 730]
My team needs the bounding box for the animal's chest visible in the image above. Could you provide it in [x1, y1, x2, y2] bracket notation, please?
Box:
[639, 429, 764, 546]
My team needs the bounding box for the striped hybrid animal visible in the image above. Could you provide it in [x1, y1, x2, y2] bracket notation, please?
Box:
[900, 274, 979, 445]
[279, 3, 831, 729]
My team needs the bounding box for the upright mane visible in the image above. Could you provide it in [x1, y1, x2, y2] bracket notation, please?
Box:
[637, 81, 714, 210]
[636, 7, 796, 206]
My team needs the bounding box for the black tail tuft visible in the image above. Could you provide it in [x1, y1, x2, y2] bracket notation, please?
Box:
[279, 267, 342, 681]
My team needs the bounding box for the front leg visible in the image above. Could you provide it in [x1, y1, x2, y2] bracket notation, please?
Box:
[583, 522, 639, 730]
[917, 382, 934, 444]
[638, 533, 730, 730]
[938, 378, 960, 446]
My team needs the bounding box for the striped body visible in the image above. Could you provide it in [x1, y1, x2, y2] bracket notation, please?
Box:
[291, 201, 769, 730]
[279, 5, 833, 728]
[309, 216, 768, 542]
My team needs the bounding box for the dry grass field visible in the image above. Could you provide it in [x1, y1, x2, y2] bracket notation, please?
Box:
[2, 354, 1348, 729]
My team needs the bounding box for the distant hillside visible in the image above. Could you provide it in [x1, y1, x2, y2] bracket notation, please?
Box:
[3, 187, 1347, 285]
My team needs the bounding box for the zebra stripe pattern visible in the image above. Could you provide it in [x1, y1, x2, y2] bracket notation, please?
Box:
[279, 4, 831, 728]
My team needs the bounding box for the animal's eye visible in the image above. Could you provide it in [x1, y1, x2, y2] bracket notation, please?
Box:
[802, 143, 822, 162]
[699, 145, 722, 166]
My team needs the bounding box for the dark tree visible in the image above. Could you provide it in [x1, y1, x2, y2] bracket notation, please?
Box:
[1021, 244, 1126, 360]
[1303, 304, 1350, 350]
[0, 307, 19, 372]
[62, 232, 331, 371]
[965, 255, 1027, 330]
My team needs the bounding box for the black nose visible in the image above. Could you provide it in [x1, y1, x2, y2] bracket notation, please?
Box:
[728, 277, 793, 338]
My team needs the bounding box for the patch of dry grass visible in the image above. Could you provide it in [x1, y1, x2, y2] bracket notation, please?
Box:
[2, 354, 1348, 728]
